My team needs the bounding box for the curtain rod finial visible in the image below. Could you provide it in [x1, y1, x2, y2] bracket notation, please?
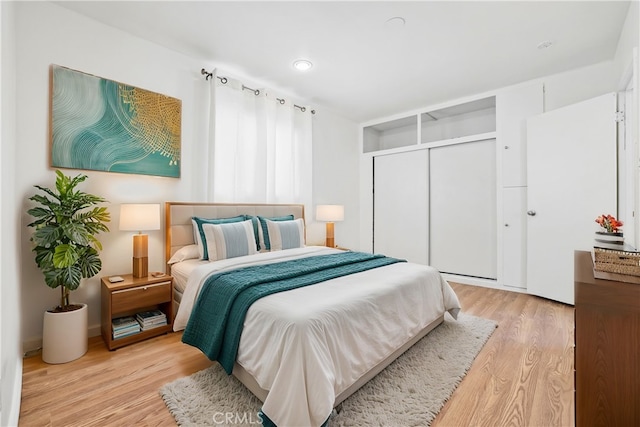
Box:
[201, 68, 213, 80]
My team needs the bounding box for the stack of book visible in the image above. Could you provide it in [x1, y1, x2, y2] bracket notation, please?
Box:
[136, 309, 167, 331]
[112, 316, 141, 339]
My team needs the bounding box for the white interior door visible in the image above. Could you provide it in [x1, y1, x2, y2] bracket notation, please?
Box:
[527, 93, 617, 305]
[619, 85, 637, 248]
[373, 150, 429, 264]
[429, 139, 497, 279]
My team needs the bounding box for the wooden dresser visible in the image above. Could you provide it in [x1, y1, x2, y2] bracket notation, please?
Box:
[574, 250, 640, 426]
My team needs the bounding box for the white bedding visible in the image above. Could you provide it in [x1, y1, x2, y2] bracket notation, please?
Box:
[173, 246, 461, 427]
[170, 259, 204, 294]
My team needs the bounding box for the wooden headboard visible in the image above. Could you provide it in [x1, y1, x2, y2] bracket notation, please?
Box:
[164, 202, 306, 271]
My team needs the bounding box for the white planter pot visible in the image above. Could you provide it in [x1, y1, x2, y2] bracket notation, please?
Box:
[42, 303, 88, 364]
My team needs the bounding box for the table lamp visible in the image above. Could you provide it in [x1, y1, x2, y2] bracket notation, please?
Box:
[316, 205, 344, 247]
[119, 204, 161, 278]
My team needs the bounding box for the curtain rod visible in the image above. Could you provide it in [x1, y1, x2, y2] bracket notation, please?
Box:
[201, 68, 315, 114]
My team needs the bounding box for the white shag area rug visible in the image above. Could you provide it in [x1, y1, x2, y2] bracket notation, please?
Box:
[160, 313, 496, 427]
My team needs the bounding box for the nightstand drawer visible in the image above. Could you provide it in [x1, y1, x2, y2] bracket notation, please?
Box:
[111, 281, 171, 313]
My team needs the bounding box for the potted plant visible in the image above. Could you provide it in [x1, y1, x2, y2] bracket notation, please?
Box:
[27, 170, 110, 363]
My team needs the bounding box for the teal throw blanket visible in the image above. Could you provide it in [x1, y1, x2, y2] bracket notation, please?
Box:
[182, 251, 406, 374]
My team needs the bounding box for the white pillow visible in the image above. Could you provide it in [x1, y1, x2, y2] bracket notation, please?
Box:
[202, 219, 257, 261]
[167, 244, 200, 265]
[265, 218, 305, 251]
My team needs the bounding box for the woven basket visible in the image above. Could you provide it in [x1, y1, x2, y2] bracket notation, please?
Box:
[593, 247, 640, 276]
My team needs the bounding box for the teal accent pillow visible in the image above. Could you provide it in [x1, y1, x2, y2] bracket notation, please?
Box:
[192, 215, 246, 260]
[256, 215, 295, 250]
[244, 215, 262, 251]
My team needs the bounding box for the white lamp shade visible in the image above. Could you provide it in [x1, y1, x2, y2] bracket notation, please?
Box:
[316, 205, 344, 222]
[119, 204, 161, 231]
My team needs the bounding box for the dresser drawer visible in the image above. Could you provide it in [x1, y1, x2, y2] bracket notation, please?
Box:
[111, 281, 172, 314]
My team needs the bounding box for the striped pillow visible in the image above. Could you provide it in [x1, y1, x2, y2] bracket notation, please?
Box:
[256, 214, 295, 250]
[192, 215, 246, 260]
[265, 218, 305, 251]
[201, 220, 257, 261]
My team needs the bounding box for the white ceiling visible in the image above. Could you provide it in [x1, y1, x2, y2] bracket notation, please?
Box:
[55, 1, 632, 123]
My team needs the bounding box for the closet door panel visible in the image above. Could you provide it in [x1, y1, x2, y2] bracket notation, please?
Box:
[429, 139, 497, 279]
[373, 150, 428, 264]
[497, 83, 544, 187]
[503, 187, 527, 288]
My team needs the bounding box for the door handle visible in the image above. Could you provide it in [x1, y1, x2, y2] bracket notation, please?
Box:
[527, 210, 536, 216]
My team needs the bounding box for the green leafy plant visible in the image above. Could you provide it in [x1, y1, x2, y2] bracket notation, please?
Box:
[27, 170, 110, 312]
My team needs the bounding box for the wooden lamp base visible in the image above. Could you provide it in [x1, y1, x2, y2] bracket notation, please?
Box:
[132, 234, 149, 278]
[325, 222, 335, 248]
[132, 257, 148, 278]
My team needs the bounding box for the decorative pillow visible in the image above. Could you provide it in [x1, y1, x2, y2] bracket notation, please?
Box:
[192, 215, 246, 260]
[201, 219, 257, 261]
[256, 214, 295, 251]
[244, 215, 262, 251]
[265, 218, 305, 251]
[167, 244, 200, 265]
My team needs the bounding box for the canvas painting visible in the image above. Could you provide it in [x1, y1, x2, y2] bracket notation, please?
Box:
[50, 65, 181, 178]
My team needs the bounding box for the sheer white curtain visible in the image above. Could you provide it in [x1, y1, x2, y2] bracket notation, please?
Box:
[206, 71, 312, 211]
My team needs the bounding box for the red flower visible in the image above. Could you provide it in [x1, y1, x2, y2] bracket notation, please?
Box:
[595, 214, 623, 233]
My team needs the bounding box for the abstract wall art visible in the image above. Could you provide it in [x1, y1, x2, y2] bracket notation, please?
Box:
[50, 65, 181, 178]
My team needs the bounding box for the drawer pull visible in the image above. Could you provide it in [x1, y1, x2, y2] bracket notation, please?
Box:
[113, 281, 170, 294]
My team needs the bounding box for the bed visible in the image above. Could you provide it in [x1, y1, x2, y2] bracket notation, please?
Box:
[165, 202, 461, 427]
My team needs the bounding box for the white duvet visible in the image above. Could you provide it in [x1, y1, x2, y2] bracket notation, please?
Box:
[173, 246, 461, 427]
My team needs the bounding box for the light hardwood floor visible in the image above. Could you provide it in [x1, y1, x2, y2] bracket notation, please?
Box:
[20, 283, 575, 426]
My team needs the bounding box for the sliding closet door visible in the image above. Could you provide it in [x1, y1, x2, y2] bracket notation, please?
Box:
[429, 139, 497, 279]
[373, 150, 428, 264]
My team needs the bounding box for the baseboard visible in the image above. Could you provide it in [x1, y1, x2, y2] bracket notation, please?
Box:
[442, 273, 499, 288]
[88, 323, 101, 339]
[442, 274, 528, 294]
[502, 284, 528, 294]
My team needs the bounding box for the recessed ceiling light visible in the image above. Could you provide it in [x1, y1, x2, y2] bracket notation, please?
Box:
[293, 59, 313, 71]
[537, 40, 554, 49]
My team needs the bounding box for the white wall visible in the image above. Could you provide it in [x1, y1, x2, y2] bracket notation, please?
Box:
[1, 1, 22, 425]
[543, 61, 617, 111]
[613, 0, 639, 87]
[311, 109, 360, 249]
[14, 1, 359, 351]
[16, 1, 201, 349]
[544, 1, 637, 110]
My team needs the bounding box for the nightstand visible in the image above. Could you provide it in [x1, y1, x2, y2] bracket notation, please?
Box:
[101, 274, 173, 350]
